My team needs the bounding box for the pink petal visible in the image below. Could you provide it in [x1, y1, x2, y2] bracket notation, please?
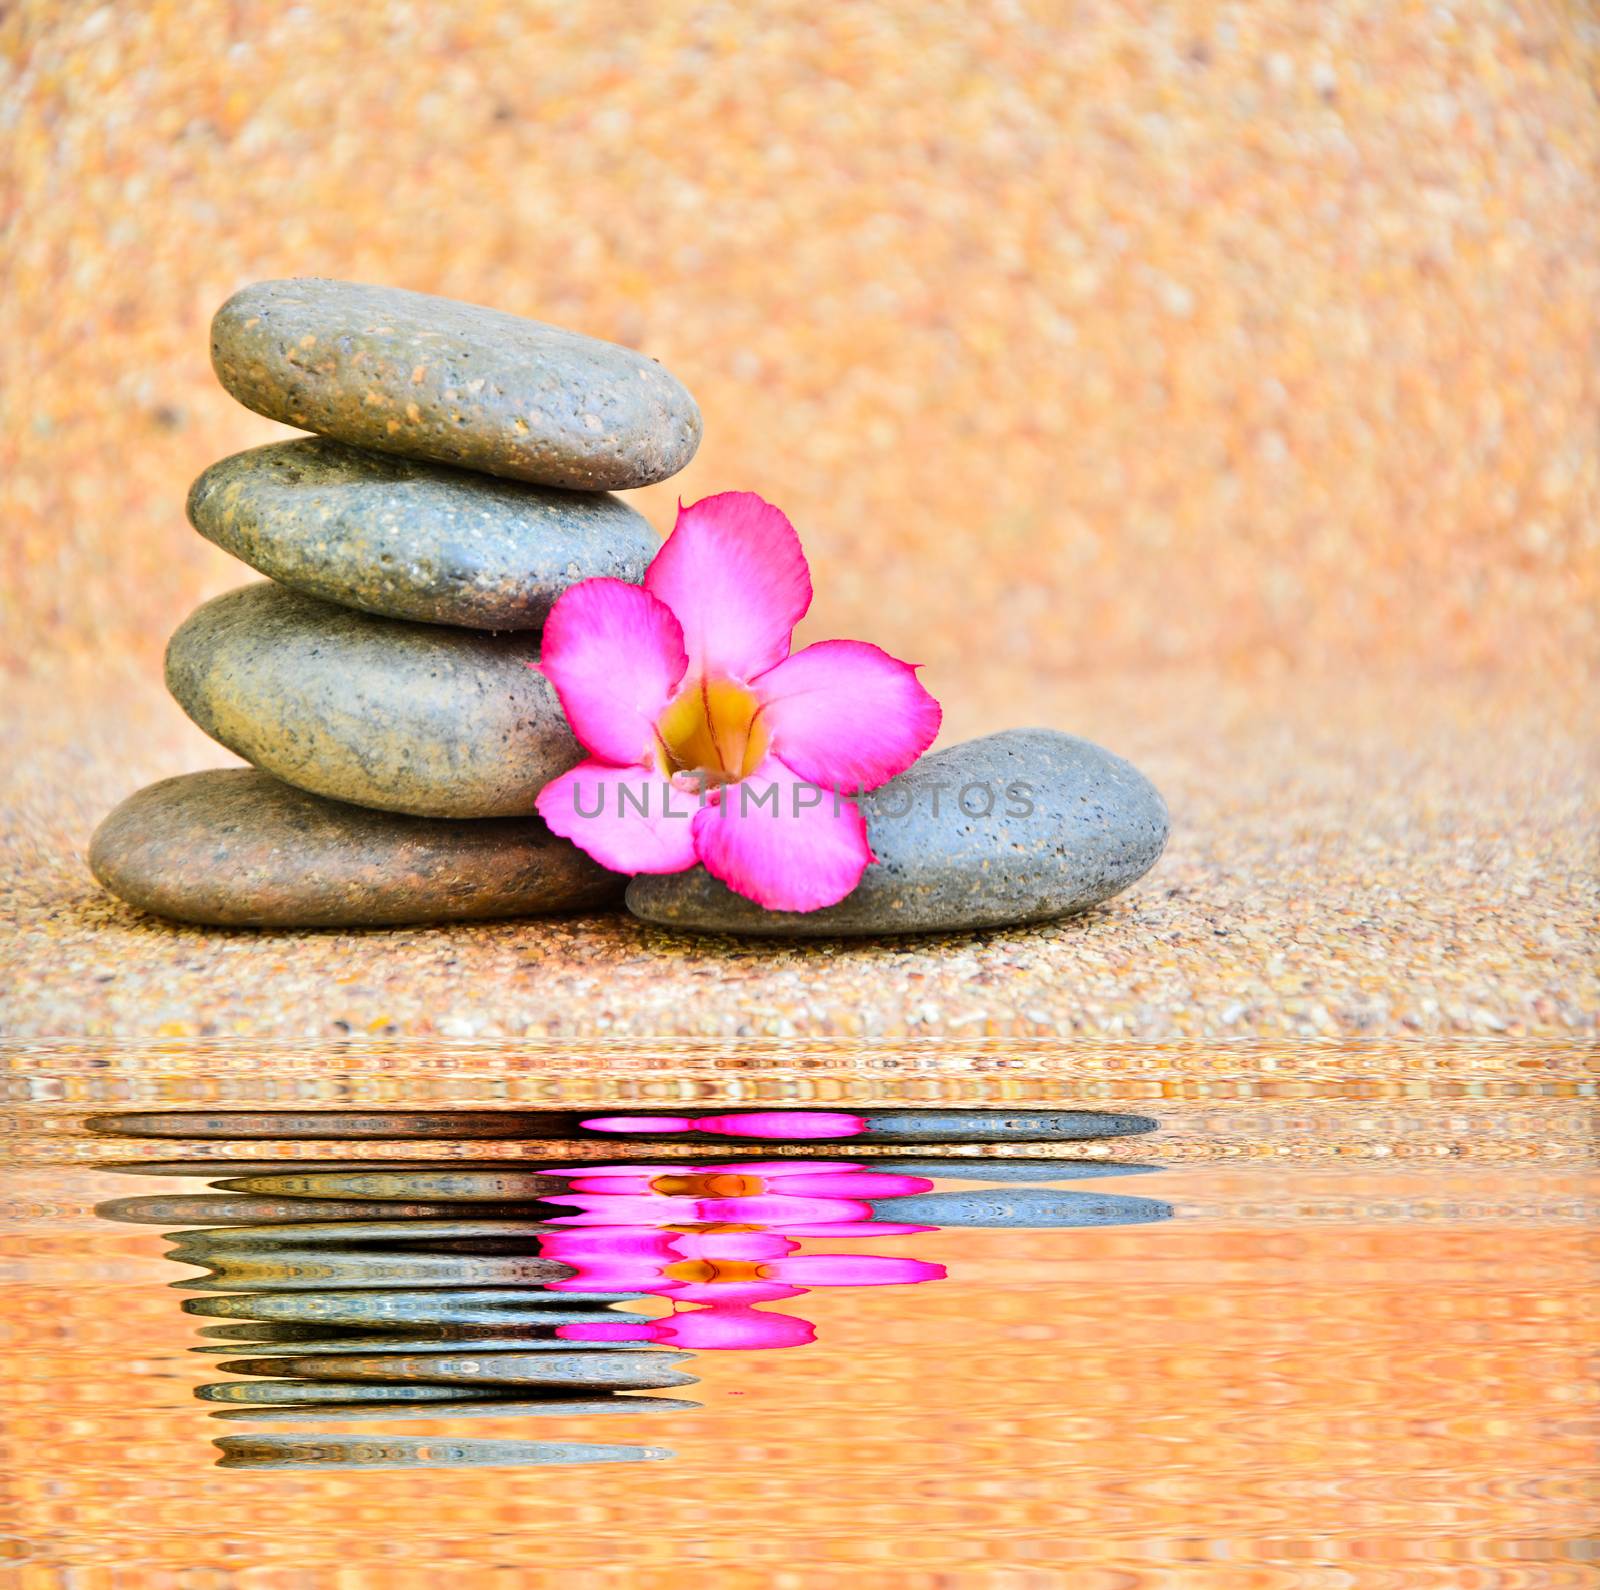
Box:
[651, 1307, 816, 1350]
[691, 757, 873, 912]
[776, 1221, 933, 1238]
[696, 1160, 864, 1177]
[753, 639, 941, 789]
[579, 1120, 694, 1136]
[767, 1255, 947, 1287]
[691, 1111, 866, 1140]
[535, 762, 699, 876]
[644, 493, 811, 681]
[556, 1320, 663, 1343]
[536, 578, 687, 765]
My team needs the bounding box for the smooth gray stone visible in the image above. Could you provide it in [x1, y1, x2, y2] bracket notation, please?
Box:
[88, 771, 619, 927]
[173, 1251, 571, 1290]
[166, 1220, 561, 1255]
[873, 1159, 1162, 1182]
[189, 438, 659, 629]
[220, 1351, 694, 1389]
[867, 1188, 1173, 1228]
[213, 1434, 671, 1469]
[858, 1111, 1157, 1143]
[193, 1330, 644, 1355]
[183, 1289, 642, 1325]
[89, 1112, 557, 1141]
[626, 729, 1169, 935]
[165, 583, 580, 817]
[213, 1168, 571, 1198]
[96, 1194, 546, 1225]
[209, 1396, 696, 1423]
[210, 278, 702, 490]
[198, 1380, 496, 1405]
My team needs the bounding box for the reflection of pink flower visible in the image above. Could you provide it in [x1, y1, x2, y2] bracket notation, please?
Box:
[580, 1112, 867, 1140]
[534, 493, 941, 911]
[536, 1159, 946, 1349]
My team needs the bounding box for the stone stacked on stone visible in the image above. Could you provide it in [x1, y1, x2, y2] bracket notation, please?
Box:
[91, 278, 703, 927]
[91, 278, 1170, 935]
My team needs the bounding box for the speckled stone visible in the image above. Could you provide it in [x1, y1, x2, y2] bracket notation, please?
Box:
[867, 1188, 1174, 1228]
[626, 729, 1170, 936]
[183, 1291, 640, 1326]
[223, 1351, 695, 1389]
[209, 1396, 696, 1423]
[879, 1160, 1162, 1182]
[187, 439, 659, 630]
[213, 1434, 670, 1469]
[210, 279, 702, 490]
[165, 583, 581, 817]
[89, 771, 618, 928]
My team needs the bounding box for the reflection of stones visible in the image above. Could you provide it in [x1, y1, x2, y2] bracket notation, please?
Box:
[209, 1397, 696, 1423]
[878, 1159, 1162, 1182]
[213, 1434, 671, 1470]
[96, 1194, 553, 1224]
[199, 1380, 499, 1404]
[165, 1218, 563, 1254]
[218, 1351, 696, 1389]
[192, 1331, 644, 1355]
[183, 1288, 638, 1326]
[867, 1189, 1173, 1227]
[174, 1250, 573, 1290]
[88, 1111, 557, 1140]
[213, 1169, 572, 1198]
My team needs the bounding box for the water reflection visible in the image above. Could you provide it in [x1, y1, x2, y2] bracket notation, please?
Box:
[91, 1109, 1170, 1470]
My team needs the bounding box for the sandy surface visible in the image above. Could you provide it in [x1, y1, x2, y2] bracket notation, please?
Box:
[4, 658, 1592, 1039]
[2, 2, 1596, 1039]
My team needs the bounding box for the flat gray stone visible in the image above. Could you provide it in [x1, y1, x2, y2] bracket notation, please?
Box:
[89, 771, 619, 928]
[209, 1396, 696, 1422]
[165, 583, 581, 817]
[183, 1289, 642, 1326]
[213, 1434, 670, 1469]
[211, 278, 701, 490]
[867, 1188, 1173, 1228]
[221, 1350, 694, 1390]
[175, 1250, 573, 1291]
[625, 729, 1169, 935]
[188, 439, 659, 629]
[872, 1159, 1162, 1182]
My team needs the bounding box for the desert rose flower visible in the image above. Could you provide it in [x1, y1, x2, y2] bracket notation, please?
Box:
[533, 492, 941, 911]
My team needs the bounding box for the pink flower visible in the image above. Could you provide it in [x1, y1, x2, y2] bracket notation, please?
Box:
[533, 493, 941, 911]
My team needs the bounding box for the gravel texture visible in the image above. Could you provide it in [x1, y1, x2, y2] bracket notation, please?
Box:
[3, 659, 1592, 1040]
[1, 2, 1595, 1039]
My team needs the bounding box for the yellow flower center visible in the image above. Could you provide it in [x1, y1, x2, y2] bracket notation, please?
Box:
[655, 677, 770, 784]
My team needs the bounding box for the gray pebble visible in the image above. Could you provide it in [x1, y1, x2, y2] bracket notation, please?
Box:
[210, 278, 701, 490]
[626, 729, 1169, 934]
[189, 438, 659, 629]
[165, 583, 581, 817]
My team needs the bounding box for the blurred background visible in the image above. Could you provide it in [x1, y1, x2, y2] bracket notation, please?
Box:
[5, 0, 1595, 683]
[1, 1, 1595, 1038]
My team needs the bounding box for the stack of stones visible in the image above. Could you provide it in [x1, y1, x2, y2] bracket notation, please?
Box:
[91, 277, 1170, 935]
[91, 278, 700, 928]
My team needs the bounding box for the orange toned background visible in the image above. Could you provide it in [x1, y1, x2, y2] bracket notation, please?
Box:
[4, 0, 1597, 682]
